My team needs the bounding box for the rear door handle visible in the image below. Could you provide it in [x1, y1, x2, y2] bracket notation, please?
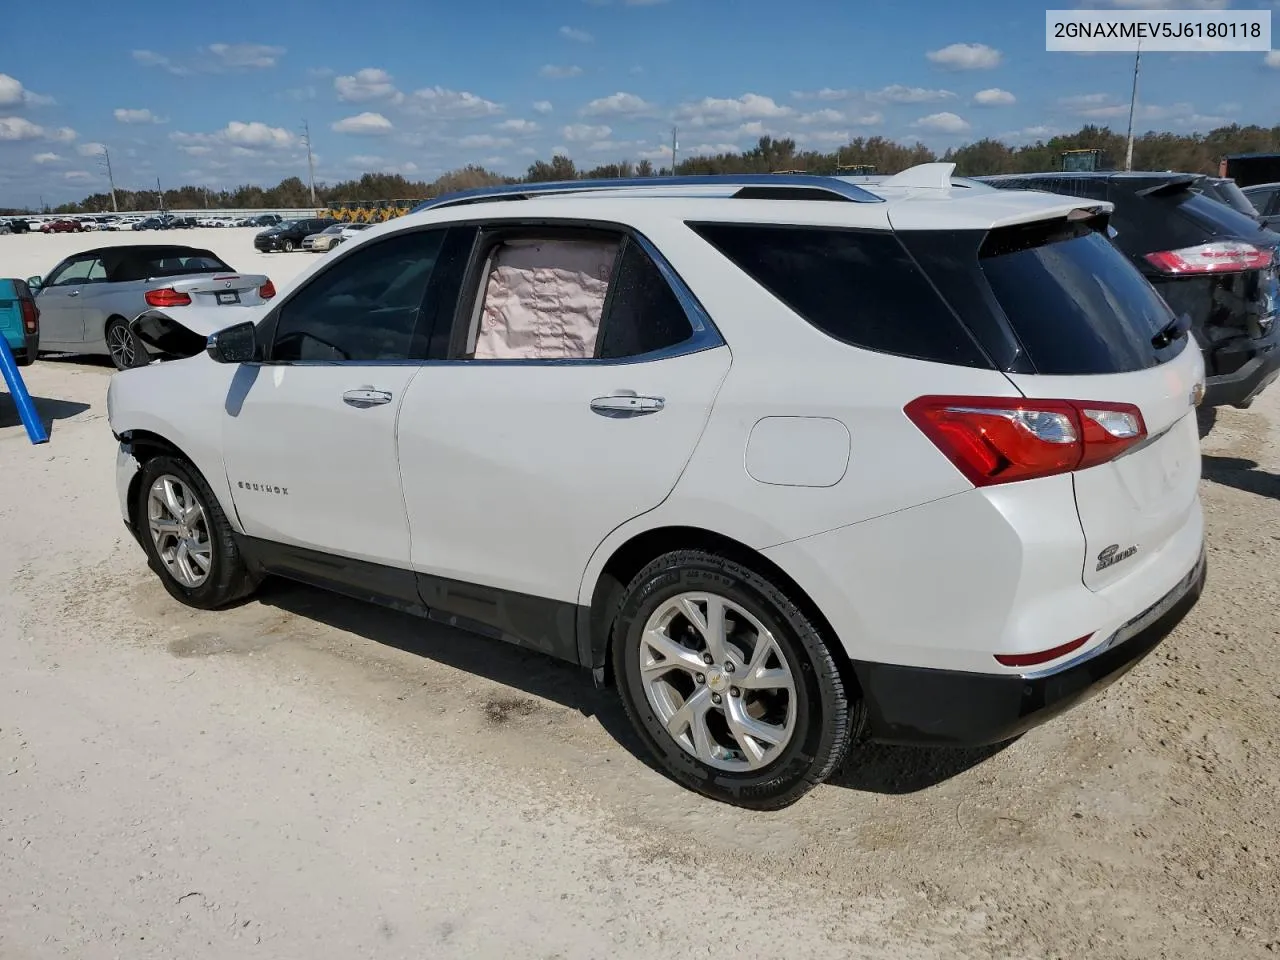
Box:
[590, 394, 665, 417]
[342, 388, 393, 408]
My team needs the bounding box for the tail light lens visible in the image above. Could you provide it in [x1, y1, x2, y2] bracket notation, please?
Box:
[144, 288, 192, 307]
[995, 634, 1093, 668]
[20, 298, 39, 334]
[259, 280, 276, 300]
[905, 396, 1147, 487]
[1144, 241, 1272, 275]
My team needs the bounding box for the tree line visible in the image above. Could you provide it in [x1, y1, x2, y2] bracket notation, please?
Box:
[11, 122, 1280, 215]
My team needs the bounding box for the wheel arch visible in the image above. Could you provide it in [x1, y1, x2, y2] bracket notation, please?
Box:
[581, 524, 859, 700]
[120, 429, 229, 536]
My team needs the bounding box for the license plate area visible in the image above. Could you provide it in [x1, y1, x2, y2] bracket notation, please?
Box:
[216, 291, 241, 305]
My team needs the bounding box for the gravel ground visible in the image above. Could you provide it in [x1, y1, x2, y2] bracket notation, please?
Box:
[2, 229, 1279, 959]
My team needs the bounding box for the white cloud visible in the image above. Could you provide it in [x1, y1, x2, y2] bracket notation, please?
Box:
[973, 88, 1016, 107]
[926, 43, 1003, 70]
[346, 154, 385, 167]
[207, 43, 284, 69]
[335, 67, 402, 103]
[1266, 51, 1280, 69]
[177, 144, 213, 156]
[0, 73, 53, 107]
[0, 117, 75, 142]
[533, 100, 554, 114]
[496, 118, 539, 133]
[560, 26, 593, 42]
[64, 170, 94, 182]
[1083, 0, 1229, 7]
[31, 152, 62, 164]
[540, 64, 583, 78]
[581, 91, 654, 116]
[75, 141, 106, 157]
[131, 50, 186, 75]
[225, 120, 294, 148]
[868, 84, 957, 104]
[798, 108, 845, 124]
[459, 134, 512, 148]
[563, 123, 611, 141]
[791, 88, 855, 101]
[676, 93, 792, 127]
[332, 112, 394, 135]
[114, 107, 165, 124]
[408, 86, 503, 118]
[914, 112, 971, 133]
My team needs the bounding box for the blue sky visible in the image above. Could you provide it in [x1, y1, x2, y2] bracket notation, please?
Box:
[2, 0, 1278, 206]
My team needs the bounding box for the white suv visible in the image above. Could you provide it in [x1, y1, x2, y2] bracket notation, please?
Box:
[107, 164, 1208, 809]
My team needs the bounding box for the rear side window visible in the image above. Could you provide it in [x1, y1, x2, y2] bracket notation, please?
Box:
[689, 223, 989, 367]
[979, 220, 1184, 375]
[1171, 190, 1272, 239]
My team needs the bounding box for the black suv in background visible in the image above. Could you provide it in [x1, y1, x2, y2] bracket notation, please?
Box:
[1243, 183, 1280, 230]
[254, 216, 337, 253]
[982, 171, 1280, 409]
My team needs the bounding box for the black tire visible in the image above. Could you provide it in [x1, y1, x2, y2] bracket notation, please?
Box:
[282, 238, 295, 252]
[105, 318, 150, 371]
[611, 549, 858, 810]
[135, 455, 258, 610]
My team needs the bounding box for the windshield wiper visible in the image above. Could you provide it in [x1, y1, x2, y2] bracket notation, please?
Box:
[1152, 312, 1192, 348]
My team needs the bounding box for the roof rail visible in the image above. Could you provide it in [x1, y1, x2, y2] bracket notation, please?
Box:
[410, 173, 884, 213]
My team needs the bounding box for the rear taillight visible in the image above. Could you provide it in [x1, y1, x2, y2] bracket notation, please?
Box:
[144, 287, 192, 307]
[20, 298, 39, 334]
[259, 280, 276, 300]
[1144, 241, 1272, 275]
[905, 396, 1147, 487]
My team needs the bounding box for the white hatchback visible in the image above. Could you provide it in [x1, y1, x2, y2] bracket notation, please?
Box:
[107, 164, 1207, 808]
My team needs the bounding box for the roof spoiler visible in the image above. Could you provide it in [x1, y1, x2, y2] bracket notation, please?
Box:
[877, 162, 959, 190]
[1135, 174, 1203, 197]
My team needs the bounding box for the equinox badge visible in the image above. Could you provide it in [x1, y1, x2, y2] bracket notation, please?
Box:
[1096, 543, 1138, 572]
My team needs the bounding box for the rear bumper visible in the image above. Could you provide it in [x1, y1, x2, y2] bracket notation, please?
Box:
[1203, 331, 1280, 408]
[854, 547, 1206, 747]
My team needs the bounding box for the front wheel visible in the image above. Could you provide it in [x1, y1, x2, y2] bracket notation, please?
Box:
[282, 238, 295, 252]
[105, 318, 150, 370]
[135, 456, 258, 609]
[612, 550, 858, 809]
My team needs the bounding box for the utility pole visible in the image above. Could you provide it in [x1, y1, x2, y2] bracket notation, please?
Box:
[670, 126, 678, 176]
[302, 119, 317, 207]
[1124, 40, 1141, 173]
[156, 176, 164, 213]
[98, 146, 119, 212]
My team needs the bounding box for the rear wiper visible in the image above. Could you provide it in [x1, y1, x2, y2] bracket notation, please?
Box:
[1152, 312, 1192, 348]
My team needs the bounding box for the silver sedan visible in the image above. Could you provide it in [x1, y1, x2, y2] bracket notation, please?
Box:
[28, 244, 273, 370]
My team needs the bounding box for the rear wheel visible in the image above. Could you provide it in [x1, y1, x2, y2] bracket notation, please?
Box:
[612, 550, 857, 809]
[105, 318, 149, 371]
[282, 238, 295, 252]
[136, 455, 258, 609]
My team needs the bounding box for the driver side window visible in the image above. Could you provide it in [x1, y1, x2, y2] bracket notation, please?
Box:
[47, 256, 100, 287]
[270, 229, 447, 363]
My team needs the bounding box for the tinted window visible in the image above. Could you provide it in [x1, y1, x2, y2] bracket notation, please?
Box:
[690, 223, 989, 367]
[1170, 190, 1273, 240]
[271, 229, 445, 362]
[597, 239, 694, 359]
[980, 220, 1184, 375]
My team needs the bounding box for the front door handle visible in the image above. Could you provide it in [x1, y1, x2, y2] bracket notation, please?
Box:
[343, 388, 393, 408]
[590, 394, 665, 417]
[67, 290, 80, 297]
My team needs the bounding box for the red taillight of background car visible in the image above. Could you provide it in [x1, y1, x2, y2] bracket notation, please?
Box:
[259, 280, 276, 300]
[1144, 241, 1272, 275]
[143, 287, 193, 307]
[20, 297, 39, 335]
[905, 396, 1147, 487]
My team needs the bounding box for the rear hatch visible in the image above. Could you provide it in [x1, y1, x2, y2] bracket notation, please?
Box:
[901, 212, 1203, 592]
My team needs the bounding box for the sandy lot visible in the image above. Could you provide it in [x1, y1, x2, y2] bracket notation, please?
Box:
[2, 228, 1280, 959]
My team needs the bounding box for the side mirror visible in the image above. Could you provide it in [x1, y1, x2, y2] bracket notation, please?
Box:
[206, 321, 258, 364]
[26, 276, 41, 291]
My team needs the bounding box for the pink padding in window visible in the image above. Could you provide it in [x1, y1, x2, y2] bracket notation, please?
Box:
[474, 239, 618, 359]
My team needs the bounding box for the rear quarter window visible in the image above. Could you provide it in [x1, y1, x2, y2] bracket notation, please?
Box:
[687, 222, 990, 368]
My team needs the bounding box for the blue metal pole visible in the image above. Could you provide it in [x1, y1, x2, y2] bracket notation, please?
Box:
[0, 336, 49, 444]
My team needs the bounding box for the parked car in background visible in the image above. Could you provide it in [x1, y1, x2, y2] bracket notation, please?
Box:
[4, 218, 32, 233]
[301, 224, 345, 252]
[109, 167, 1207, 809]
[1193, 177, 1261, 222]
[254, 216, 337, 252]
[247, 213, 282, 227]
[41, 218, 83, 233]
[27, 244, 274, 370]
[133, 216, 175, 231]
[982, 171, 1280, 410]
[339, 222, 370, 243]
[1243, 183, 1280, 231]
[0, 278, 40, 366]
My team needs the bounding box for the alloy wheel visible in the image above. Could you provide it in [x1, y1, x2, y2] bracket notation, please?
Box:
[107, 324, 136, 368]
[147, 474, 213, 588]
[639, 592, 797, 772]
